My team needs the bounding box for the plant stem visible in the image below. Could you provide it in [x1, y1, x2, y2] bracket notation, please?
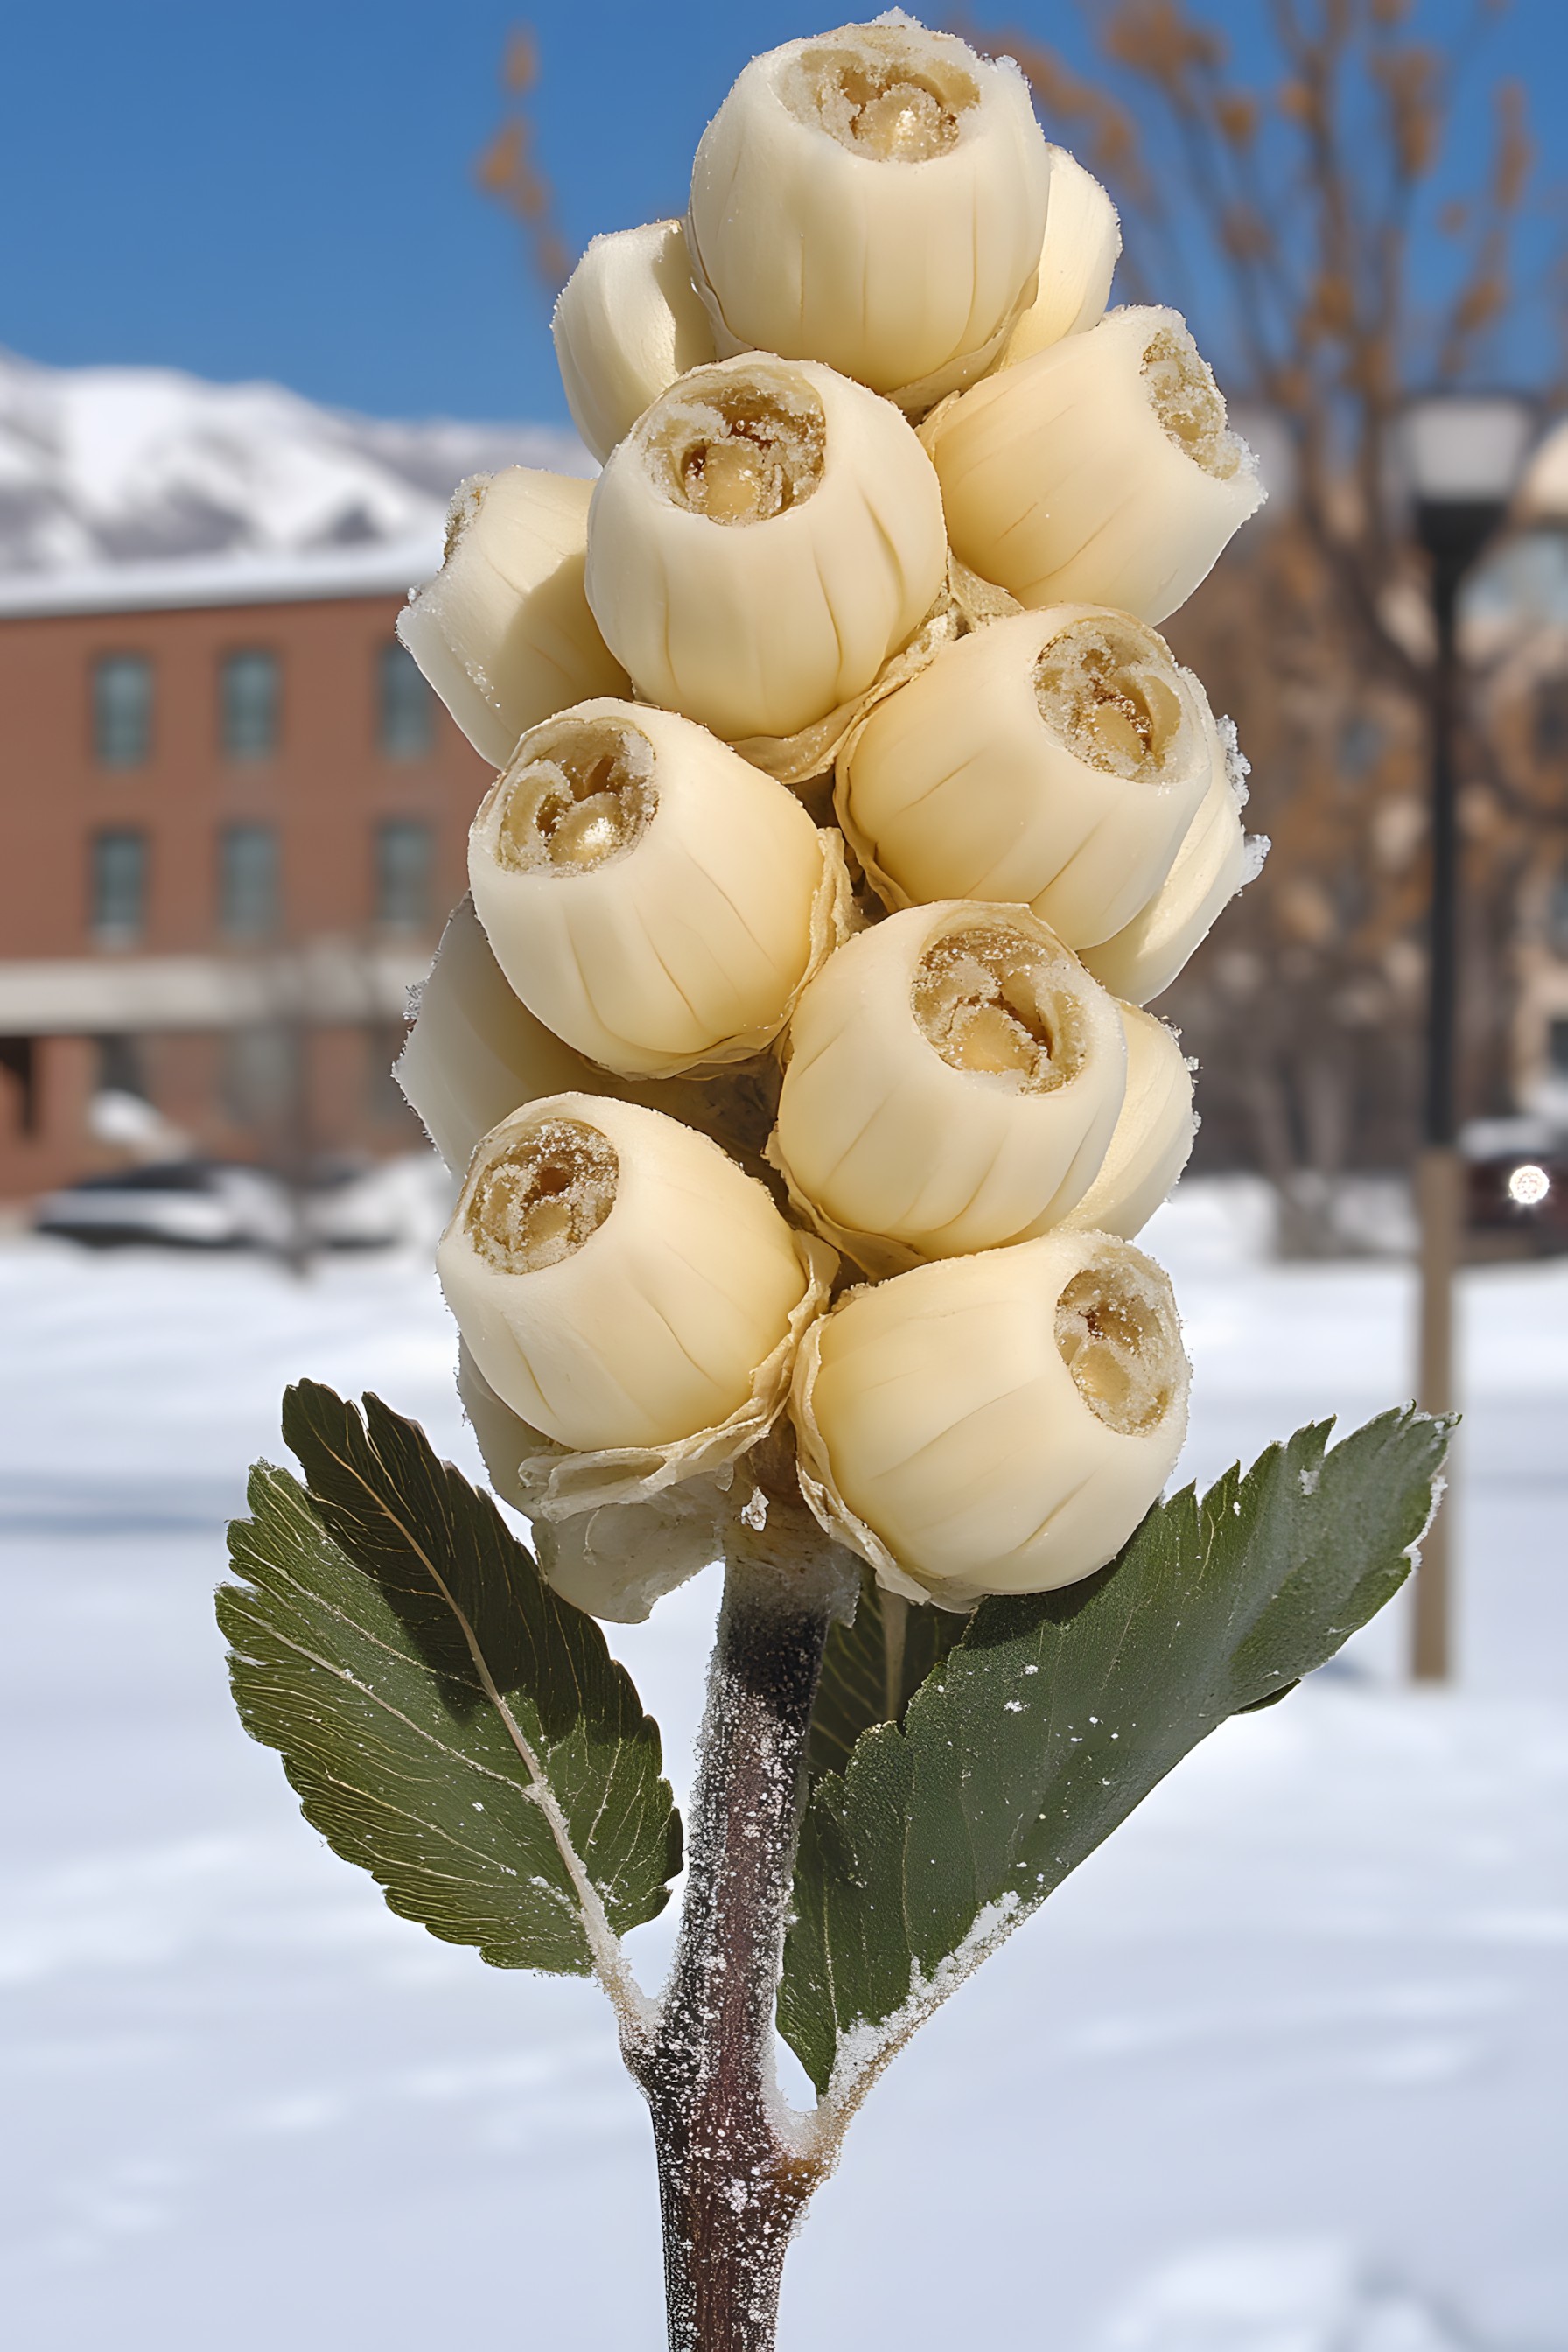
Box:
[630, 1504, 846, 2352]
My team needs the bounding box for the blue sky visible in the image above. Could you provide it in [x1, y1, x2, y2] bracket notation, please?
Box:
[2, 1, 1562, 427]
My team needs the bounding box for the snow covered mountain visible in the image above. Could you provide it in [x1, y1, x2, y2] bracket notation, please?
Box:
[0, 349, 589, 575]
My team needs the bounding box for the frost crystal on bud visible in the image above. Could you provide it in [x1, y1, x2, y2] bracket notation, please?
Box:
[552, 220, 717, 465]
[398, 469, 629, 769]
[468, 698, 844, 1078]
[585, 354, 947, 742]
[839, 605, 1214, 948]
[687, 19, 1048, 404]
[929, 304, 1265, 622]
[438, 1093, 812, 1453]
[1082, 716, 1258, 1004]
[1059, 1004, 1196, 1239]
[793, 1228, 1190, 1600]
[999, 145, 1122, 363]
[771, 901, 1125, 1270]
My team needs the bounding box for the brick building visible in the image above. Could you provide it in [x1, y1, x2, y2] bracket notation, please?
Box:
[0, 541, 491, 1201]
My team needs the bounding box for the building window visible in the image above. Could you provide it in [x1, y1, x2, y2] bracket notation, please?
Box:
[219, 823, 279, 938]
[0, 1038, 38, 1138]
[220, 649, 280, 760]
[378, 641, 434, 759]
[92, 654, 153, 767]
[95, 1033, 149, 1099]
[367, 1022, 410, 1121]
[374, 818, 432, 928]
[90, 828, 148, 942]
[222, 1026, 299, 1126]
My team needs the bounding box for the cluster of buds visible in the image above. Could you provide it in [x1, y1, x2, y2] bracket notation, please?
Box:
[398, 14, 1266, 1623]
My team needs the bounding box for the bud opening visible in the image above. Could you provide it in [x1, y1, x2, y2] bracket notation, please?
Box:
[1054, 1257, 1181, 1434]
[914, 923, 1088, 1094]
[1141, 325, 1242, 481]
[466, 1116, 619, 1273]
[1033, 614, 1194, 782]
[648, 368, 826, 525]
[494, 718, 657, 874]
[786, 33, 980, 162]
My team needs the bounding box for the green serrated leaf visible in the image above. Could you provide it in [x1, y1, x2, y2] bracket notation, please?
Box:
[808, 1576, 965, 1779]
[780, 1407, 1447, 2095]
[218, 1381, 682, 1976]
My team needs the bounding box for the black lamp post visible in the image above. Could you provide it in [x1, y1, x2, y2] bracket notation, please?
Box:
[1396, 393, 1536, 1683]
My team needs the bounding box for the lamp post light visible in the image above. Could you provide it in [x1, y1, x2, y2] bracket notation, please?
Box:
[1396, 392, 1537, 1684]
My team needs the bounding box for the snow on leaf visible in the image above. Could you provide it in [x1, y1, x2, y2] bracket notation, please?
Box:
[780, 1408, 1450, 2102]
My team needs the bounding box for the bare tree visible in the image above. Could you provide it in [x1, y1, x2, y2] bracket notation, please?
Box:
[965, 0, 1564, 1247]
[475, 24, 572, 296]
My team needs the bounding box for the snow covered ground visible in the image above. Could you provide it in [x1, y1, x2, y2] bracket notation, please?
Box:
[2, 1180, 1564, 2350]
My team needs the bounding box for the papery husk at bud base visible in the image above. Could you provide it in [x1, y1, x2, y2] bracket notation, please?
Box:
[998, 145, 1122, 365]
[792, 1228, 1190, 1604]
[552, 220, 716, 465]
[468, 699, 850, 1079]
[926, 305, 1264, 623]
[458, 1343, 737, 1624]
[1058, 1004, 1196, 1239]
[770, 901, 1126, 1275]
[1082, 716, 1264, 1004]
[397, 895, 606, 1174]
[584, 354, 947, 742]
[730, 582, 961, 790]
[728, 551, 1020, 793]
[836, 605, 1214, 949]
[686, 18, 1048, 407]
[398, 470, 629, 770]
[396, 895, 775, 1178]
[439, 1093, 830, 1458]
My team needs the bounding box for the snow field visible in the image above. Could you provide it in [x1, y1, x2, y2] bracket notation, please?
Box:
[1, 1179, 1564, 2349]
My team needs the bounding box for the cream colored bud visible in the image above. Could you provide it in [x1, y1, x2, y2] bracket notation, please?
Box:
[396, 896, 612, 1172]
[585, 355, 946, 741]
[1082, 718, 1261, 1004]
[794, 1228, 1190, 1600]
[929, 305, 1264, 622]
[772, 902, 1125, 1270]
[1000, 145, 1122, 363]
[468, 698, 845, 1079]
[399, 470, 629, 769]
[457, 1342, 728, 1624]
[838, 606, 1214, 948]
[687, 19, 1048, 402]
[1060, 1004, 1195, 1238]
[552, 220, 716, 464]
[438, 1094, 811, 1453]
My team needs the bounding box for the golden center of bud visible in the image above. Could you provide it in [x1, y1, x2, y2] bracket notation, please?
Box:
[494, 718, 657, 874]
[1034, 616, 1193, 784]
[914, 925, 1088, 1095]
[790, 36, 977, 162]
[466, 1117, 619, 1274]
[1141, 326, 1242, 481]
[1054, 1258, 1181, 1436]
[648, 369, 826, 527]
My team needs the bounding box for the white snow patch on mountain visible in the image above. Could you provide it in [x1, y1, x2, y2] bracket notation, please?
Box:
[0, 349, 590, 574]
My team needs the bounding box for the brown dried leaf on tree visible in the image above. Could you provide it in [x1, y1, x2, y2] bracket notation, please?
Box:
[474, 23, 574, 295]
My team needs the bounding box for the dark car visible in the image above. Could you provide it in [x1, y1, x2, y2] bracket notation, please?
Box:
[1462, 1117, 1568, 1254]
[33, 1159, 293, 1250]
